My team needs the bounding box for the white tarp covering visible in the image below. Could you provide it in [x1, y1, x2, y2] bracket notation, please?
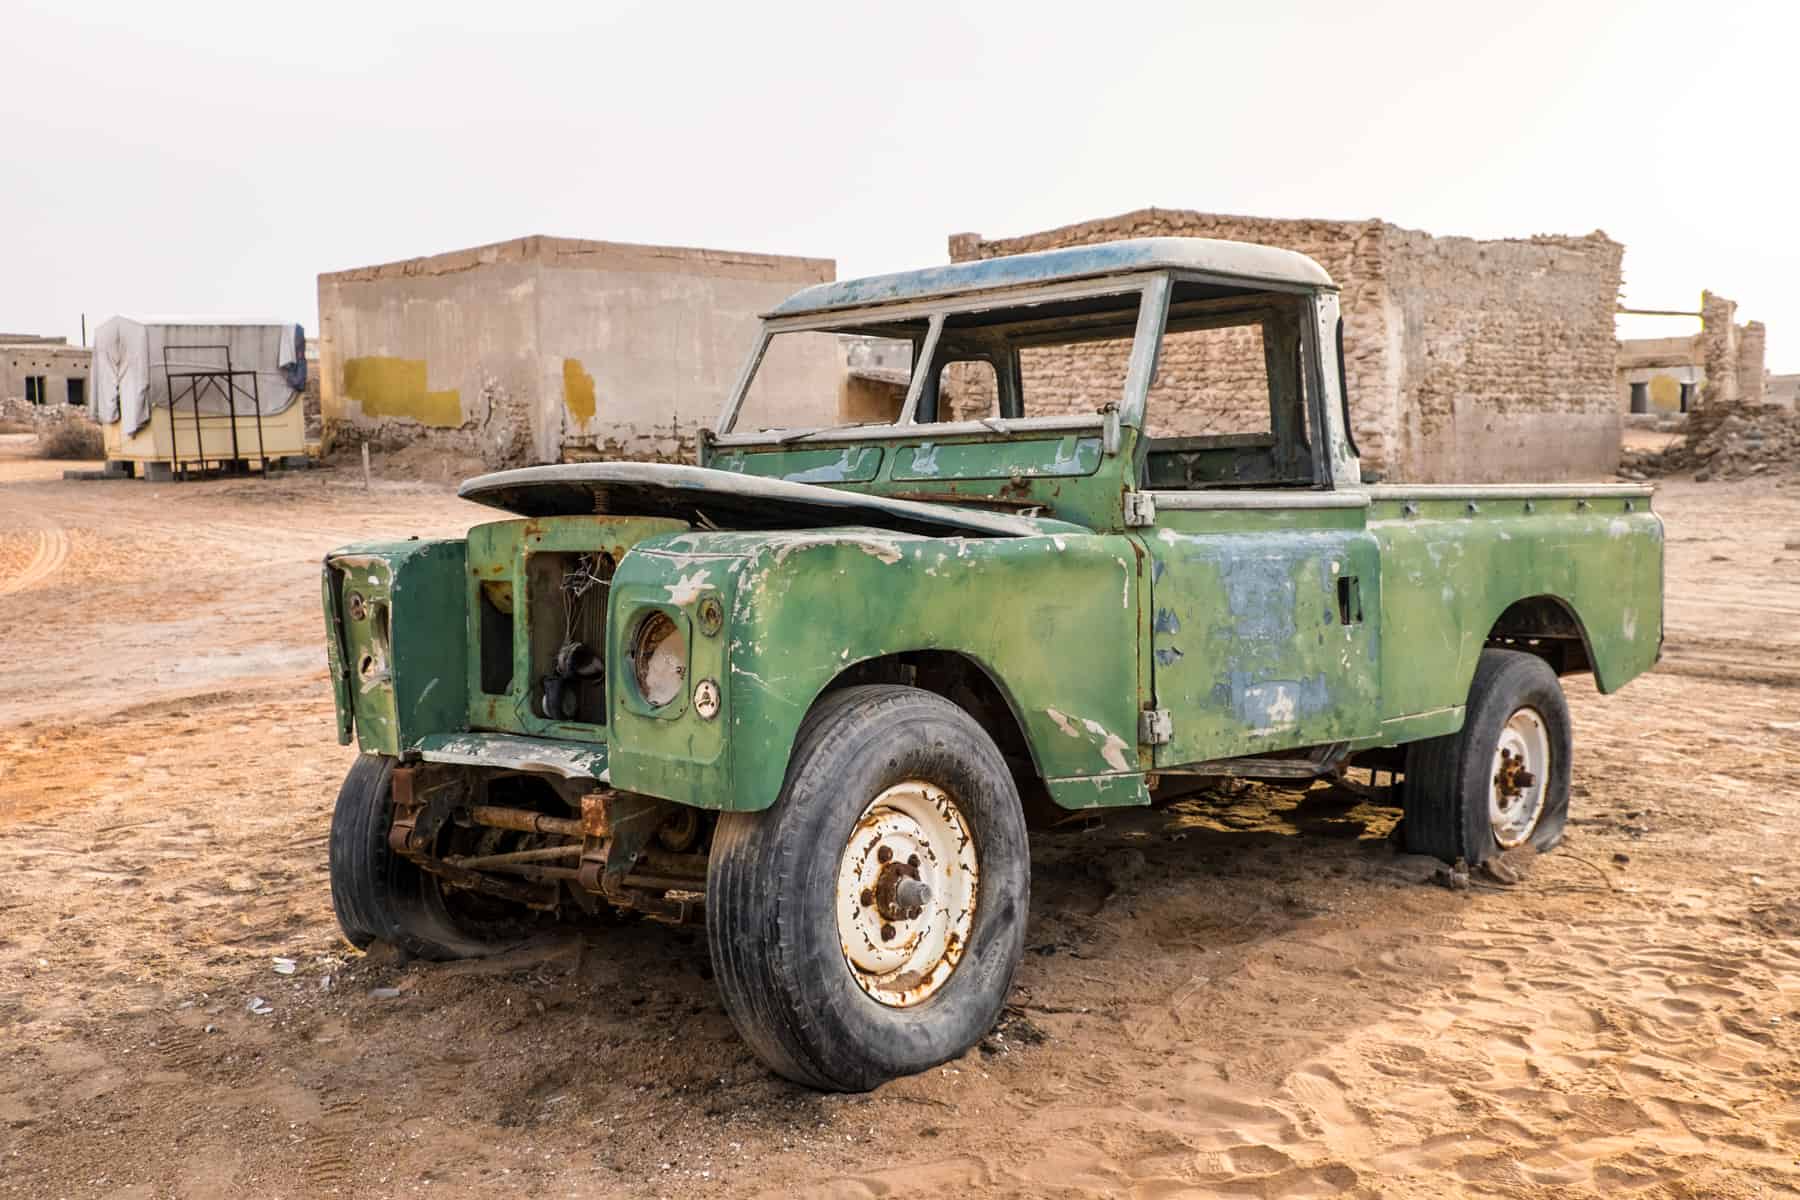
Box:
[92, 316, 304, 437]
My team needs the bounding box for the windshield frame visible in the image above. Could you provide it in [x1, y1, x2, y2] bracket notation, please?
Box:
[713, 274, 1170, 450]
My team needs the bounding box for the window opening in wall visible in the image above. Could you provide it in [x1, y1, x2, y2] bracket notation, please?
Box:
[1628, 381, 1649, 414]
[936, 358, 999, 421]
[1678, 382, 1694, 413]
[66, 377, 86, 406]
[24, 375, 47, 405]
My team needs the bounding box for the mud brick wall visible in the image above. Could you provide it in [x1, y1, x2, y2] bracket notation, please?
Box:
[949, 209, 1624, 483]
[1380, 227, 1624, 482]
[1737, 321, 1766, 404]
[1699, 291, 1741, 409]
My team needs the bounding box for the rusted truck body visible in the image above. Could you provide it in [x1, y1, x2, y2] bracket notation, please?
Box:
[322, 238, 1664, 1090]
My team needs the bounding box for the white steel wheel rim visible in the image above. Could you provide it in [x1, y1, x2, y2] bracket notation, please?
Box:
[835, 780, 979, 1008]
[1489, 707, 1550, 848]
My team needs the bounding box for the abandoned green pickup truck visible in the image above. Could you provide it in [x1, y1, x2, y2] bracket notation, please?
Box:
[322, 238, 1663, 1091]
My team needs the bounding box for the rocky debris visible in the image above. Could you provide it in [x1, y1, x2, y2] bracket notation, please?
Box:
[1623, 403, 1800, 481]
[1432, 861, 1472, 891]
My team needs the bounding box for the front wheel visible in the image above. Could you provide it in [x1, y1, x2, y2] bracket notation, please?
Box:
[328, 753, 515, 961]
[706, 685, 1030, 1092]
[1403, 649, 1572, 866]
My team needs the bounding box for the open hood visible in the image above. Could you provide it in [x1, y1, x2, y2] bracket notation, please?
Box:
[457, 462, 1048, 538]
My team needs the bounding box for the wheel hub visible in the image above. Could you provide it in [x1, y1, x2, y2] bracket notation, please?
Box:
[835, 781, 978, 1008]
[1488, 707, 1550, 848]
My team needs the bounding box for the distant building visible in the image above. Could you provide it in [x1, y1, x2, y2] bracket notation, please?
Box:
[317, 236, 837, 467]
[0, 334, 90, 408]
[949, 208, 1625, 483]
[1617, 334, 1702, 416]
[1768, 374, 1799, 410]
[1615, 292, 1768, 418]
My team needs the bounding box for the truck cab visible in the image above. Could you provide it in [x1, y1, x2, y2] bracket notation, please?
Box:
[322, 238, 1664, 1091]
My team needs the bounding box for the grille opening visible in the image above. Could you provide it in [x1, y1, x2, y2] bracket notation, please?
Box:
[528, 551, 613, 724]
[478, 581, 515, 695]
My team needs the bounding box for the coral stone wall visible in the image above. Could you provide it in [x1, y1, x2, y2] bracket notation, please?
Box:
[1380, 228, 1624, 483]
[1699, 291, 1741, 409]
[949, 209, 1625, 482]
[949, 211, 1396, 468]
[1736, 321, 1767, 404]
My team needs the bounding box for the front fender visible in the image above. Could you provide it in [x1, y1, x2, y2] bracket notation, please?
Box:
[605, 528, 1146, 811]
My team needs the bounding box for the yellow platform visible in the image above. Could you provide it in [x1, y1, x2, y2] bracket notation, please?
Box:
[103, 401, 306, 470]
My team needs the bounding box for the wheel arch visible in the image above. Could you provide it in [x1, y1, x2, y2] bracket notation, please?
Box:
[1480, 592, 1601, 684]
[816, 649, 1060, 825]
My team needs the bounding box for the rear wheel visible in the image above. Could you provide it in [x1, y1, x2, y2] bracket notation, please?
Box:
[707, 685, 1030, 1092]
[328, 753, 515, 960]
[1403, 649, 1571, 866]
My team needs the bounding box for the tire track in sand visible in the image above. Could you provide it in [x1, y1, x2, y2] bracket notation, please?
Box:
[0, 522, 70, 596]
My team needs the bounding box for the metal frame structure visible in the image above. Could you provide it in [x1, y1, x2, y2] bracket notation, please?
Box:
[160, 344, 270, 480]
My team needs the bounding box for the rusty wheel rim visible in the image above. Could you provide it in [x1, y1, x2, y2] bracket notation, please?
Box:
[835, 780, 979, 1008]
[1489, 707, 1550, 848]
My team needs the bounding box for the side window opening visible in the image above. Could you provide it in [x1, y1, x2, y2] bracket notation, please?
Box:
[1140, 292, 1315, 490]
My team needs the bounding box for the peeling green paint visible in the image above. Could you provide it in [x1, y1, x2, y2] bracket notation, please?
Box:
[320, 257, 1664, 821]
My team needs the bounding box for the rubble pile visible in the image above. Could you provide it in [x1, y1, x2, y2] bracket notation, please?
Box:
[0, 396, 91, 430]
[1622, 403, 1800, 482]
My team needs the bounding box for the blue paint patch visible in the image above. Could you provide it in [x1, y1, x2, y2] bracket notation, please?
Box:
[784, 448, 869, 484]
[1222, 556, 1297, 642]
[1155, 646, 1184, 666]
[1153, 608, 1182, 634]
[1217, 671, 1332, 731]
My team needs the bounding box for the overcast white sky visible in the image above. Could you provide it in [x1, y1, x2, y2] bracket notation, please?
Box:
[4, 0, 1796, 367]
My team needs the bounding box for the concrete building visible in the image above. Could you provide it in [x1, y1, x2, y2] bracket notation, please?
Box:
[318, 236, 836, 467]
[1618, 334, 1703, 416]
[948, 208, 1626, 483]
[1, 334, 90, 409]
[1615, 292, 1769, 418]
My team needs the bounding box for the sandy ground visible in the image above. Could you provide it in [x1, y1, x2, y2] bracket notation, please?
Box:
[2, 437, 1798, 1198]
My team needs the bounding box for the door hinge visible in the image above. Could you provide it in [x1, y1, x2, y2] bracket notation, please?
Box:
[1138, 708, 1172, 745]
[1123, 491, 1156, 527]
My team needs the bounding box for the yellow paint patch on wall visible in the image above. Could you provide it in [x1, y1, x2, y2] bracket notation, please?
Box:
[1647, 374, 1682, 413]
[343, 357, 463, 427]
[562, 358, 597, 426]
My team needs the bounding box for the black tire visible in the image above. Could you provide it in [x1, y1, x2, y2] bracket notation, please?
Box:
[707, 685, 1030, 1092]
[328, 753, 507, 961]
[1403, 649, 1571, 866]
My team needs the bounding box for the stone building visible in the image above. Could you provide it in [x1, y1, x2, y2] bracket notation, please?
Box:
[318, 236, 837, 467]
[0, 334, 91, 409]
[947, 208, 1626, 483]
[1618, 334, 1703, 417]
[1615, 292, 1768, 417]
[1768, 374, 1799, 410]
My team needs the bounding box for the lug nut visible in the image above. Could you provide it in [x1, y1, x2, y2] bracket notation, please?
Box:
[908, 854, 920, 868]
[893, 876, 932, 913]
[880, 923, 895, 941]
[877, 846, 892, 863]
[860, 888, 874, 908]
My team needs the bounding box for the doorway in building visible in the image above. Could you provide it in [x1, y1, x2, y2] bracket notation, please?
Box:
[66, 377, 86, 406]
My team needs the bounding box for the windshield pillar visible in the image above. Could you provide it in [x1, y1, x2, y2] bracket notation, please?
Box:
[1117, 273, 1171, 445]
